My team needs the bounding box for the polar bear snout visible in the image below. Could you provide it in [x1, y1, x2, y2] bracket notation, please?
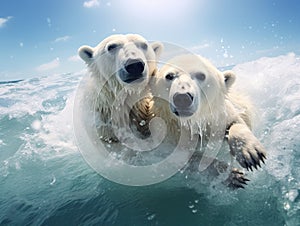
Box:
[124, 58, 145, 75]
[119, 58, 146, 83]
[173, 92, 194, 108]
[170, 92, 198, 117]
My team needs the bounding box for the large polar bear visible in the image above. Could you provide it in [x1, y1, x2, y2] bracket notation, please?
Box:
[78, 34, 163, 143]
[151, 54, 267, 188]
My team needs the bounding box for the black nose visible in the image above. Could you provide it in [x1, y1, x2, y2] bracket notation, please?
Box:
[125, 58, 145, 75]
[173, 92, 194, 109]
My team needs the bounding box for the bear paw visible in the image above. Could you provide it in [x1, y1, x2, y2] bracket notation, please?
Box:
[228, 123, 266, 171]
[224, 168, 250, 189]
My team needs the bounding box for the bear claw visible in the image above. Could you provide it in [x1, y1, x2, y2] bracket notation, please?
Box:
[240, 147, 266, 171]
[224, 168, 250, 189]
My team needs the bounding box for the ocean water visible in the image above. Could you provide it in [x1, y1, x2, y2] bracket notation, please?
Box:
[1, 53, 300, 225]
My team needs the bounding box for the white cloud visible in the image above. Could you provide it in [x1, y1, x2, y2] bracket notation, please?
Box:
[47, 17, 51, 27]
[54, 35, 71, 43]
[68, 55, 80, 62]
[0, 16, 12, 28]
[189, 43, 210, 51]
[83, 0, 100, 8]
[36, 58, 60, 72]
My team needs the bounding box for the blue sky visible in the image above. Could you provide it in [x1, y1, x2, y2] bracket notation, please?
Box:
[0, 0, 299, 80]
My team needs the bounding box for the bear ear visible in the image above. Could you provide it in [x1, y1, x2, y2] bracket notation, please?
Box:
[223, 70, 236, 89]
[78, 45, 94, 64]
[151, 42, 164, 58]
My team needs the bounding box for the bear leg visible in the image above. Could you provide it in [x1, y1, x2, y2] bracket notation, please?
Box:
[227, 123, 266, 171]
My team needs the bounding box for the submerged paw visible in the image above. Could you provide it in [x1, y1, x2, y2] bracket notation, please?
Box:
[224, 168, 250, 189]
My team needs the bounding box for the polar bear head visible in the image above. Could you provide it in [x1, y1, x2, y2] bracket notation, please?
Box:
[152, 54, 236, 121]
[78, 34, 163, 91]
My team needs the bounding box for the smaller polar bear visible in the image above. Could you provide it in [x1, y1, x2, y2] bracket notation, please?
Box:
[78, 34, 163, 143]
[151, 54, 266, 188]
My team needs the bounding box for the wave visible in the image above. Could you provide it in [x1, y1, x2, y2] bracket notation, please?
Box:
[0, 79, 24, 85]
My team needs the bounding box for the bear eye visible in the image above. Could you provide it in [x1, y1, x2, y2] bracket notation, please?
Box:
[107, 43, 120, 52]
[140, 42, 148, 50]
[194, 72, 206, 81]
[165, 72, 176, 81]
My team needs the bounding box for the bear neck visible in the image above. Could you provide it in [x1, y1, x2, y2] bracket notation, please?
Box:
[91, 68, 149, 115]
[194, 93, 227, 127]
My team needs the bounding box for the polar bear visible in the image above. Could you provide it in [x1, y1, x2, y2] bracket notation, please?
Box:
[78, 34, 163, 143]
[151, 54, 267, 188]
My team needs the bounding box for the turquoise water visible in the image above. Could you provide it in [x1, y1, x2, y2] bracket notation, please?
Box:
[1, 54, 300, 225]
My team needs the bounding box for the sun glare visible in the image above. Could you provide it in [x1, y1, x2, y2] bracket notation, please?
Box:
[117, 0, 197, 23]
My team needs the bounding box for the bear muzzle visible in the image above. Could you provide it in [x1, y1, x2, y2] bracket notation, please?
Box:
[170, 92, 197, 117]
[173, 92, 194, 108]
[119, 58, 146, 83]
[125, 58, 145, 74]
